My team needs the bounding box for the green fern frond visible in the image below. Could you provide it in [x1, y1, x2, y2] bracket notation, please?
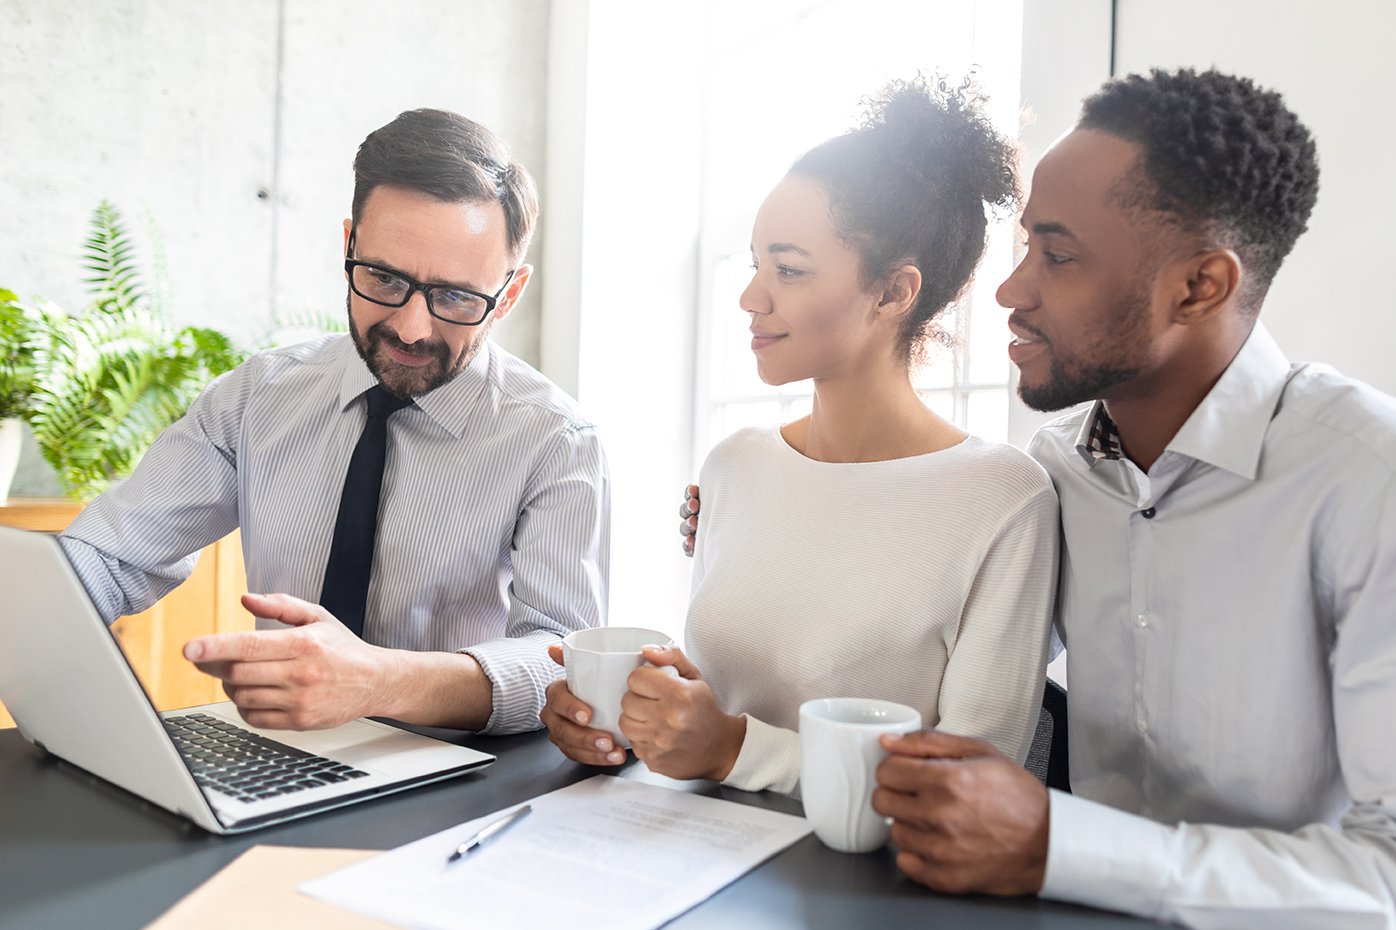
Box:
[17, 202, 249, 499]
[82, 200, 145, 314]
[177, 326, 243, 374]
[0, 289, 41, 418]
[30, 306, 248, 498]
[29, 376, 105, 484]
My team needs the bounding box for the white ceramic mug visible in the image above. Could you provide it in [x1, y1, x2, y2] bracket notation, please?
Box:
[561, 627, 674, 748]
[799, 697, 923, 853]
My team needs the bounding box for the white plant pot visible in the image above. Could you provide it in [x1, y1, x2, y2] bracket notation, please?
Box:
[0, 418, 21, 503]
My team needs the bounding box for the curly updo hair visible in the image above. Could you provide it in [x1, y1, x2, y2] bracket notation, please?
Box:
[790, 74, 1018, 366]
[1079, 68, 1319, 311]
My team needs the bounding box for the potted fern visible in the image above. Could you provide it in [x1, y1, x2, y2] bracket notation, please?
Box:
[0, 288, 39, 501]
[11, 202, 246, 500]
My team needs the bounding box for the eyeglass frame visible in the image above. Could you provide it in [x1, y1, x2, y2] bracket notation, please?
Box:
[343, 228, 517, 327]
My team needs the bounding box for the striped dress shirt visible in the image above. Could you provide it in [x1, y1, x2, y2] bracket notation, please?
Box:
[59, 335, 610, 734]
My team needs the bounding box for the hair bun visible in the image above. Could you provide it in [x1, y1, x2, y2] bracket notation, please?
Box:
[787, 72, 1019, 367]
[857, 73, 1018, 213]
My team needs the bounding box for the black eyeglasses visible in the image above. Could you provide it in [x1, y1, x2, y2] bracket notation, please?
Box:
[344, 229, 516, 327]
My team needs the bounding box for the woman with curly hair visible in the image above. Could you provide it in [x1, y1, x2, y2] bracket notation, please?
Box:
[542, 75, 1058, 794]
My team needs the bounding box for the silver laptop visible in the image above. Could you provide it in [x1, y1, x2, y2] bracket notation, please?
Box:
[0, 525, 494, 834]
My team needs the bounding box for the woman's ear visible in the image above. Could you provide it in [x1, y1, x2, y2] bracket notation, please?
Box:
[876, 263, 922, 321]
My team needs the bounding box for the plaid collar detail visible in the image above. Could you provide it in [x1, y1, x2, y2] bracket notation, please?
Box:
[1085, 404, 1125, 461]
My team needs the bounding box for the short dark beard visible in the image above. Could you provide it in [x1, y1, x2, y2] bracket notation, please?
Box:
[1015, 284, 1152, 412]
[347, 294, 485, 398]
[1017, 357, 1142, 412]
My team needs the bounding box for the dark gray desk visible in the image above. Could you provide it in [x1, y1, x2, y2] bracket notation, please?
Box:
[0, 726, 1166, 929]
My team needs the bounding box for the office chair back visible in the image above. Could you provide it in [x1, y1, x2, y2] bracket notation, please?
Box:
[1023, 678, 1069, 792]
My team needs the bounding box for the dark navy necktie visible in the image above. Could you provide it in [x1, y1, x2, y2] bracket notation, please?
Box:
[319, 384, 414, 637]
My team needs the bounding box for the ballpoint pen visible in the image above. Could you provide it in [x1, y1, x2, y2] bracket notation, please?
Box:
[446, 804, 532, 864]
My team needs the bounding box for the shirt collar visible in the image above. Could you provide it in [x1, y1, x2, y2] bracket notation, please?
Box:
[1072, 402, 1116, 467]
[337, 338, 379, 408]
[1164, 324, 1291, 480]
[1083, 403, 1124, 462]
[1073, 324, 1292, 480]
[336, 336, 492, 439]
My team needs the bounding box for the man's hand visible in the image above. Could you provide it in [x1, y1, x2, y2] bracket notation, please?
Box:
[872, 730, 1050, 896]
[539, 644, 628, 767]
[620, 645, 745, 781]
[678, 484, 700, 557]
[183, 592, 402, 730]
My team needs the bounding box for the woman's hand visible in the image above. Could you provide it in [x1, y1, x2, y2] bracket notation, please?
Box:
[620, 644, 746, 781]
[678, 485, 700, 557]
[539, 644, 628, 767]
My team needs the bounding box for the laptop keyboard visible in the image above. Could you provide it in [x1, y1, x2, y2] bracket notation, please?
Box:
[163, 712, 369, 802]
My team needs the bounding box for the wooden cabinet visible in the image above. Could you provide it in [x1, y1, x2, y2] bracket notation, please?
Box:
[0, 499, 252, 728]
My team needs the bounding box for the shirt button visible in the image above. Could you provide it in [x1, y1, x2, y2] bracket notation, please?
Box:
[1136, 614, 1148, 628]
[1135, 719, 1148, 734]
[1140, 507, 1157, 519]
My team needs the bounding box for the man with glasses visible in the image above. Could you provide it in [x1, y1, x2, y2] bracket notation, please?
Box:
[58, 109, 609, 735]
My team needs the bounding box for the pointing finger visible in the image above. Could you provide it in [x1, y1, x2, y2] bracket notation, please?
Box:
[185, 630, 301, 664]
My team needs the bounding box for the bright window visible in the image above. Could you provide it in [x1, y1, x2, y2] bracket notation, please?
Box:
[693, 0, 1025, 466]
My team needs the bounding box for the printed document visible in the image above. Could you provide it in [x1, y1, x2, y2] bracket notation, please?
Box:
[301, 774, 813, 930]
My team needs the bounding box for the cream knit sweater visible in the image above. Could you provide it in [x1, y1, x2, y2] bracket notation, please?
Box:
[686, 427, 1059, 794]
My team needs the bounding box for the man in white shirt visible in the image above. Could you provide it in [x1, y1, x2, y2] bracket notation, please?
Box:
[60, 109, 609, 735]
[867, 69, 1396, 927]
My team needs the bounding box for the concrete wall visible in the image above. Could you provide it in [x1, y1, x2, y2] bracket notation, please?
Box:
[1, 0, 550, 494]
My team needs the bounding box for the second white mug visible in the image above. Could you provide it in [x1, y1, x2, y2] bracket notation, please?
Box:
[799, 697, 923, 853]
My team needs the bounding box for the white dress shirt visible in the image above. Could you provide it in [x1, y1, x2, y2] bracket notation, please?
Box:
[60, 335, 610, 734]
[687, 427, 1058, 794]
[1030, 324, 1396, 928]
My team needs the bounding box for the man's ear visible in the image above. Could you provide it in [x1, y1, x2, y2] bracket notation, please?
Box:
[493, 264, 532, 322]
[1174, 249, 1241, 326]
[342, 219, 353, 283]
[875, 264, 922, 322]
